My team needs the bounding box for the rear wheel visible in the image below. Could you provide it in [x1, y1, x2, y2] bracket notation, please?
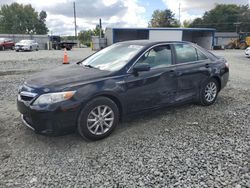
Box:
[77, 97, 119, 141]
[200, 78, 219, 106]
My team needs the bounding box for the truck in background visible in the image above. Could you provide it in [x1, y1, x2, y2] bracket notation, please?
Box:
[49, 36, 76, 50]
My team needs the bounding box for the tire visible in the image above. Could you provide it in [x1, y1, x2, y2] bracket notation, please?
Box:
[199, 78, 219, 106]
[77, 97, 119, 141]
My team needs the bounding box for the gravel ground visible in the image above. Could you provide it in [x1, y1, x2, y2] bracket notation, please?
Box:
[0, 48, 249, 187]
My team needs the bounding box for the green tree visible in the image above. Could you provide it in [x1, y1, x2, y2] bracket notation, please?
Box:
[183, 19, 192, 28]
[36, 10, 49, 34]
[148, 9, 180, 27]
[189, 4, 250, 32]
[0, 3, 48, 34]
[78, 30, 92, 43]
[78, 25, 104, 46]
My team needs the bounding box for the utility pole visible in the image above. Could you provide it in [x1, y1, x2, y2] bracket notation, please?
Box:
[73, 2, 77, 40]
[179, 3, 181, 27]
[99, 18, 102, 38]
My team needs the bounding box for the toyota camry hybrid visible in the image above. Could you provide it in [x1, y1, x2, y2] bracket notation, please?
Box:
[17, 41, 229, 140]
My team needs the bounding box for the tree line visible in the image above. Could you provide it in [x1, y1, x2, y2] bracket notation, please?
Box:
[149, 4, 250, 32]
[0, 3, 48, 34]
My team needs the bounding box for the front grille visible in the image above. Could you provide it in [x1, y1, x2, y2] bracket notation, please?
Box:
[21, 115, 35, 131]
[19, 91, 37, 102]
[21, 95, 34, 101]
[23, 115, 33, 126]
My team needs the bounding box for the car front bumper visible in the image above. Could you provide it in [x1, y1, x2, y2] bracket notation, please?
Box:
[15, 46, 30, 51]
[220, 71, 229, 90]
[17, 98, 81, 135]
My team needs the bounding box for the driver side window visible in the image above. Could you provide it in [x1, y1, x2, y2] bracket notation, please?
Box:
[137, 45, 172, 69]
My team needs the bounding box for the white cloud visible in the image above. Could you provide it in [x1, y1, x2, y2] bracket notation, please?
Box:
[162, 0, 248, 24]
[102, 0, 118, 6]
[119, 0, 147, 27]
[1, 0, 147, 35]
[161, 0, 202, 24]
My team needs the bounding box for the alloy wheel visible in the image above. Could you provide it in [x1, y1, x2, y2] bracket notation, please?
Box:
[204, 82, 217, 102]
[87, 105, 114, 135]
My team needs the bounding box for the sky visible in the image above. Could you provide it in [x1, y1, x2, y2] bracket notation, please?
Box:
[0, 0, 249, 35]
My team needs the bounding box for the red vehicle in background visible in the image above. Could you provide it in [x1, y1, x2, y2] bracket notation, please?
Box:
[0, 38, 15, 50]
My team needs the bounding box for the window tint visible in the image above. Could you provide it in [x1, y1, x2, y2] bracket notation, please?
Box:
[137, 45, 172, 68]
[174, 44, 197, 63]
[196, 49, 208, 60]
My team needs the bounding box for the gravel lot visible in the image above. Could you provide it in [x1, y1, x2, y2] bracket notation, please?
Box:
[0, 48, 249, 187]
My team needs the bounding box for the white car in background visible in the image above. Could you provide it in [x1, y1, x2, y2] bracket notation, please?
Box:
[15, 40, 39, 52]
[245, 47, 250, 57]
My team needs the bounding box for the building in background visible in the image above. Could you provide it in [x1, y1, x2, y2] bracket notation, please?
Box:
[214, 32, 238, 48]
[105, 27, 216, 49]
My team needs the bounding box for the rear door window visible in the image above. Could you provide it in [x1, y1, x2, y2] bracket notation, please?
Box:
[174, 44, 198, 64]
[196, 49, 208, 60]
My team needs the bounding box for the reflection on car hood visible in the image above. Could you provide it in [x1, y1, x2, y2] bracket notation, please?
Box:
[25, 64, 111, 90]
[15, 43, 27, 45]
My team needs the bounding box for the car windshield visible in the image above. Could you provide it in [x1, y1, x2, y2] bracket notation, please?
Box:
[82, 43, 143, 71]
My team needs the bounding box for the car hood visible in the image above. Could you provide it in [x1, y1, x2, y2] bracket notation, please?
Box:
[15, 42, 27, 45]
[25, 64, 111, 90]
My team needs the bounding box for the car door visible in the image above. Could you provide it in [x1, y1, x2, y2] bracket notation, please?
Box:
[124, 44, 177, 114]
[173, 43, 211, 102]
[4, 39, 9, 49]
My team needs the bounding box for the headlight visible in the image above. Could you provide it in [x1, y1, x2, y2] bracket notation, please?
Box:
[33, 91, 76, 105]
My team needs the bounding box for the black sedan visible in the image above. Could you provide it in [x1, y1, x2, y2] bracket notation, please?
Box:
[17, 41, 229, 140]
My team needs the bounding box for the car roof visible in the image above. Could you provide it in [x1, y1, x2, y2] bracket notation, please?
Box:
[118, 40, 192, 47]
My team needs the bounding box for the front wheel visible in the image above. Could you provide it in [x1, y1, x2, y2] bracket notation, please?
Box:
[77, 97, 119, 141]
[199, 78, 219, 106]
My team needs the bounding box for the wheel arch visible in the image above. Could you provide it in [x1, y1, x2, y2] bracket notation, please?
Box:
[211, 76, 221, 91]
[96, 94, 123, 121]
[80, 91, 124, 121]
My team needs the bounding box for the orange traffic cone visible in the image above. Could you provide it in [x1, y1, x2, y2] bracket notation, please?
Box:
[63, 48, 69, 64]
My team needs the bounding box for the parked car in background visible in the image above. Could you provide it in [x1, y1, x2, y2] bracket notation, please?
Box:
[0, 38, 15, 50]
[15, 40, 39, 52]
[17, 41, 229, 141]
[245, 47, 250, 57]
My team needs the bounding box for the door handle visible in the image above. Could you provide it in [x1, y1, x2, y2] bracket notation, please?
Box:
[205, 63, 210, 68]
[169, 70, 176, 77]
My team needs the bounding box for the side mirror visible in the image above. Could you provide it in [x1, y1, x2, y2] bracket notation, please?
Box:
[133, 63, 150, 72]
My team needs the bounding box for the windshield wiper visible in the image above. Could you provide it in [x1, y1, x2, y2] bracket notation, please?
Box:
[84, 64, 97, 69]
